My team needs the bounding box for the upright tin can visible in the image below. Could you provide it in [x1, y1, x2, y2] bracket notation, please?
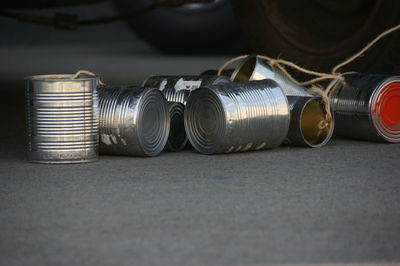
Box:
[26, 74, 99, 164]
[330, 74, 400, 142]
[99, 86, 170, 157]
[142, 75, 230, 105]
[185, 80, 290, 154]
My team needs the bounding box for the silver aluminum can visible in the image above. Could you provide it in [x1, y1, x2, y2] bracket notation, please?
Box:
[26, 74, 99, 164]
[231, 55, 312, 97]
[285, 96, 334, 147]
[99, 86, 170, 156]
[165, 102, 188, 152]
[185, 80, 290, 154]
[330, 74, 400, 142]
[231, 55, 335, 147]
[142, 75, 230, 105]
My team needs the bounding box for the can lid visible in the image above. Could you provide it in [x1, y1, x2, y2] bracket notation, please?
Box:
[377, 82, 400, 129]
[372, 78, 400, 142]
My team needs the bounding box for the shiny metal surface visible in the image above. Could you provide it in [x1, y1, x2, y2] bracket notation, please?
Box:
[185, 80, 290, 154]
[25, 74, 99, 164]
[99, 86, 170, 157]
[286, 96, 334, 147]
[165, 102, 188, 152]
[142, 75, 230, 105]
[231, 55, 312, 97]
[331, 74, 400, 142]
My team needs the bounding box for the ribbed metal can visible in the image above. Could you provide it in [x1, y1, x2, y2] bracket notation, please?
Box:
[285, 96, 334, 147]
[330, 74, 400, 142]
[99, 86, 170, 156]
[231, 55, 335, 147]
[185, 80, 290, 154]
[231, 55, 312, 97]
[165, 102, 188, 152]
[25, 74, 99, 164]
[142, 75, 230, 105]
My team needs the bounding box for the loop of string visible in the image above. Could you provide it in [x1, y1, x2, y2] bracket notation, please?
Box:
[72, 70, 105, 86]
[218, 24, 400, 129]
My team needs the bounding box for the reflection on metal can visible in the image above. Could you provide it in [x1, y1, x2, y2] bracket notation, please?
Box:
[99, 86, 170, 156]
[331, 74, 400, 142]
[185, 80, 290, 154]
[26, 74, 99, 164]
[142, 75, 230, 105]
[231, 55, 311, 97]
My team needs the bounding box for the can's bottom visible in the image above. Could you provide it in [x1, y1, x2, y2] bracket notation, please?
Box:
[29, 158, 98, 164]
[28, 148, 98, 164]
[371, 78, 400, 142]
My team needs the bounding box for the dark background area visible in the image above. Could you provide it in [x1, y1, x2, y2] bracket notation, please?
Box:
[1, 2, 400, 266]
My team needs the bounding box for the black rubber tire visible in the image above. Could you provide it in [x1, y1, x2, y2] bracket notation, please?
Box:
[231, 0, 400, 75]
[114, 0, 245, 54]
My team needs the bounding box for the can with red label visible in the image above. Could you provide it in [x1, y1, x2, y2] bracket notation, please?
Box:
[330, 74, 400, 142]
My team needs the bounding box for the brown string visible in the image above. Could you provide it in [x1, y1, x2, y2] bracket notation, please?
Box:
[218, 24, 400, 128]
[72, 70, 105, 86]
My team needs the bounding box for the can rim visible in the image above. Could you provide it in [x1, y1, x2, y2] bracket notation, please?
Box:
[370, 76, 400, 143]
[24, 74, 99, 82]
[136, 87, 170, 157]
[299, 97, 334, 147]
[230, 54, 257, 82]
[184, 87, 226, 154]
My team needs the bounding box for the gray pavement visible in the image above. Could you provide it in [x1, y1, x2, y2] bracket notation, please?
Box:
[1, 4, 400, 265]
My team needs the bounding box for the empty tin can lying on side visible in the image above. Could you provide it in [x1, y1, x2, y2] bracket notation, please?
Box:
[231, 55, 311, 97]
[99, 86, 170, 156]
[142, 75, 230, 105]
[26, 74, 99, 164]
[185, 80, 290, 154]
[286, 96, 334, 147]
[165, 102, 188, 152]
[231, 55, 334, 147]
[330, 74, 400, 142]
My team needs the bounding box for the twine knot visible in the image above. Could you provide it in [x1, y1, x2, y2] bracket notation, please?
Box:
[218, 24, 400, 129]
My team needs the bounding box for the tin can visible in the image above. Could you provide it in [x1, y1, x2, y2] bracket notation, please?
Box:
[185, 80, 290, 154]
[26, 74, 99, 164]
[142, 75, 230, 105]
[99, 86, 170, 157]
[231, 55, 334, 147]
[286, 96, 334, 147]
[330, 74, 400, 142]
[231, 55, 312, 97]
[165, 102, 188, 152]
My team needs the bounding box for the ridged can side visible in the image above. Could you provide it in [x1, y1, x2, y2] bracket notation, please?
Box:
[142, 75, 230, 105]
[26, 74, 99, 164]
[99, 86, 170, 157]
[185, 80, 290, 154]
[330, 74, 400, 142]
